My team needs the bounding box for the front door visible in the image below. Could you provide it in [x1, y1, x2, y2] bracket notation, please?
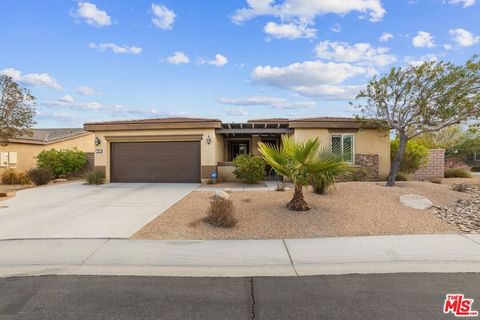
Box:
[229, 140, 250, 161]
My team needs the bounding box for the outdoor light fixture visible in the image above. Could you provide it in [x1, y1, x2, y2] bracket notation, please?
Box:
[206, 135, 212, 145]
[95, 137, 101, 146]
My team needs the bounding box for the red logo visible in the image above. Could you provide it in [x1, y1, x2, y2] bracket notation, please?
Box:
[444, 294, 478, 317]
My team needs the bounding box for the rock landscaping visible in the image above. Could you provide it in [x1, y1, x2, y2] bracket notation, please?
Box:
[434, 184, 480, 233]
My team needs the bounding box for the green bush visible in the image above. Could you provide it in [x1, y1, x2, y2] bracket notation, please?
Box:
[1, 169, 31, 185]
[37, 148, 87, 178]
[86, 171, 105, 185]
[391, 139, 428, 174]
[233, 154, 265, 184]
[395, 172, 410, 181]
[471, 165, 480, 172]
[27, 167, 53, 186]
[350, 167, 368, 181]
[444, 168, 472, 178]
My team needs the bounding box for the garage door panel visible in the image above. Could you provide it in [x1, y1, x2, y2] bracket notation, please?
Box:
[111, 141, 200, 183]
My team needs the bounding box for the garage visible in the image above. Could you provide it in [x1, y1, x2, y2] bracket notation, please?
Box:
[110, 141, 201, 183]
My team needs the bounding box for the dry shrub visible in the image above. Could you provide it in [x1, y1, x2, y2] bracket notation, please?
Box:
[1, 169, 31, 185]
[275, 183, 286, 191]
[204, 197, 237, 228]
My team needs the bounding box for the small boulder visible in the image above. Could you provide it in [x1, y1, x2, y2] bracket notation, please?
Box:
[212, 190, 230, 200]
[54, 178, 68, 183]
[400, 194, 433, 210]
[223, 188, 232, 194]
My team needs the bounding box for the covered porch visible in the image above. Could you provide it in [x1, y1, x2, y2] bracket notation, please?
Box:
[215, 120, 292, 182]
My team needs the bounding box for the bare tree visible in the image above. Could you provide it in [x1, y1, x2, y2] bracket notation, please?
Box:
[355, 56, 480, 186]
[0, 75, 36, 145]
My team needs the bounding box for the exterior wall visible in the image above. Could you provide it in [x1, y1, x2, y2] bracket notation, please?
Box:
[354, 154, 379, 180]
[0, 133, 95, 173]
[413, 149, 445, 180]
[293, 128, 390, 180]
[92, 128, 218, 183]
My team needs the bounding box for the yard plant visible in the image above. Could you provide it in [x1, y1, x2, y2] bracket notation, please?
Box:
[37, 148, 87, 178]
[27, 167, 53, 186]
[232, 153, 265, 184]
[86, 170, 105, 185]
[356, 56, 480, 186]
[258, 136, 349, 211]
[1, 169, 31, 185]
[390, 139, 428, 174]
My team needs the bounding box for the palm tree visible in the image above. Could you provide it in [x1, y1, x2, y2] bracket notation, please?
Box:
[258, 136, 349, 211]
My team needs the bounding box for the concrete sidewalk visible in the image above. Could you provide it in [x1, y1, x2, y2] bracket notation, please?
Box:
[1, 234, 480, 278]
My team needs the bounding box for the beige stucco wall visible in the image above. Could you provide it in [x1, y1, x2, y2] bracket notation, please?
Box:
[0, 133, 95, 173]
[293, 128, 390, 179]
[92, 128, 219, 182]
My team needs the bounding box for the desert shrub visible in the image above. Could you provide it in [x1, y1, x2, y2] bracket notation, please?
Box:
[471, 165, 480, 172]
[1, 169, 31, 185]
[350, 167, 368, 181]
[86, 171, 105, 185]
[429, 177, 443, 184]
[275, 183, 286, 192]
[391, 139, 428, 174]
[204, 197, 237, 228]
[27, 167, 53, 186]
[395, 171, 410, 181]
[37, 148, 87, 178]
[444, 168, 472, 178]
[233, 154, 265, 184]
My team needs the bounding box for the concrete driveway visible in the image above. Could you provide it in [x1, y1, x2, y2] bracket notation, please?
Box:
[0, 182, 198, 239]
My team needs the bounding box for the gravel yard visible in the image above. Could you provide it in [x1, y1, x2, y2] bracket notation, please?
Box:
[132, 179, 480, 240]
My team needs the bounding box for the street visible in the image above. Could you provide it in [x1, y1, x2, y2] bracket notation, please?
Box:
[1, 273, 479, 319]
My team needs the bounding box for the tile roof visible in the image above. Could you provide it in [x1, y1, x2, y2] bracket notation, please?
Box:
[289, 117, 360, 122]
[11, 128, 90, 144]
[84, 117, 221, 125]
[247, 118, 289, 123]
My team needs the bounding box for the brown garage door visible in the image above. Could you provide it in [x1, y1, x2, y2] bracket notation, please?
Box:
[110, 141, 201, 183]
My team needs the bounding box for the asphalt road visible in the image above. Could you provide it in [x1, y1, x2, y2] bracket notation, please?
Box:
[0, 273, 479, 319]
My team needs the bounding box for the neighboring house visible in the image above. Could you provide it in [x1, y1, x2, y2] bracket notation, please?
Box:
[84, 117, 390, 183]
[0, 129, 95, 173]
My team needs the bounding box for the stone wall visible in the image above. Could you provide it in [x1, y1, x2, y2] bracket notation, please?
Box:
[84, 152, 94, 172]
[412, 149, 445, 180]
[354, 154, 379, 181]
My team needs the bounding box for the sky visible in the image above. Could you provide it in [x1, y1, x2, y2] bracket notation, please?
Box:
[0, 0, 479, 128]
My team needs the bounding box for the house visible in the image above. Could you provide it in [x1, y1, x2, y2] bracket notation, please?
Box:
[84, 117, 390, 183]
[0, 129, 95, 173]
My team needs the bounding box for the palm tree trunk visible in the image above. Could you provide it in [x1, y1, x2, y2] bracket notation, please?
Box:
[287, 185, 310, 211]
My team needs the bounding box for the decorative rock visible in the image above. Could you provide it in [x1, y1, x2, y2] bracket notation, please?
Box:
[54, 179, 68, 183]
[400, 194, 433, 210]
[223, 188, 232, 194]
[212, 190, 230, 200]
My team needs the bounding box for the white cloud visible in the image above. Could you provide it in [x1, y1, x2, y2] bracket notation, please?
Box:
[315, 41, 396, 67]
[151, 4, 176, 30]
[76, 85, 98, 96]
[412, 31, 436, 48]
[444, 43, 453, 50]
[218, 96, 315, 109]
[58, 95, 74, 103]
[404, 54, 438, 66]
[225, 108, 249, 116]
[379, 32, 393, 42]
[449, 28, 480, 47]
[264, 21, 316, 39]
[293, 84, 364, 99]
[199, 54, 228, 67]
[166, 52, 190, 64]
[72, 2, 112, 27]
[252, 60, 369, 87]
[232, 0, 386, 24]
[330, 23, 342, 33]
[0, 68, 63, 90]
[88, 43, 142, 54]
[447, 0, 476, 7]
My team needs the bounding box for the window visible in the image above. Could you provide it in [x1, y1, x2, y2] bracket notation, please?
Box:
[228, 140, 250, 161]
[0, 152, 17, 168]
[330, 134, 354, 163]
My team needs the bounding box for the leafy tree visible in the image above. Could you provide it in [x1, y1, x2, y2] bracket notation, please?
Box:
[37, 148, 87, 178]
[258, 136, 349, 211]
[390, 139, 428, 173]
[355, 56, 480, 186]
[413, 125, 464, 154]
[0, 75, 36, 145]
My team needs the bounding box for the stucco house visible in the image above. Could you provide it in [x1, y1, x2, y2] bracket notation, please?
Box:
[84, 117, 390, 183]
[0, 129, 95, 174]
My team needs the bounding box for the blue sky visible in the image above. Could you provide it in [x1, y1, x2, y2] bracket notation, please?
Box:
[0, 0, 479, 127]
